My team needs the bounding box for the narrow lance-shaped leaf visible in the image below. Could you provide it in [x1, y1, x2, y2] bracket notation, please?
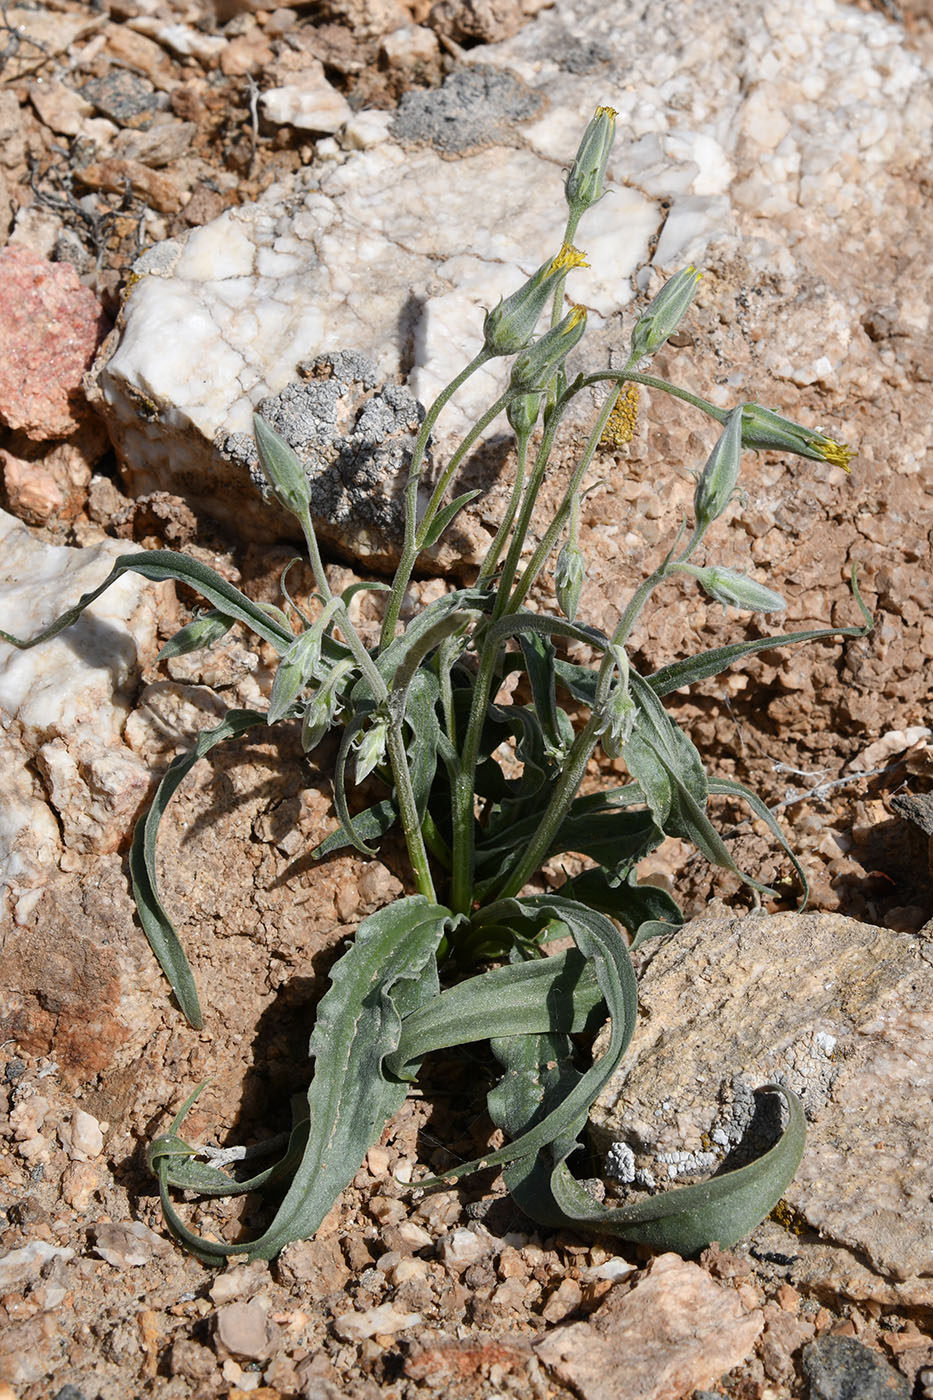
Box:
[152, 896, 459, 1260]
[129, 709, 268, 1029]
[0, 551, 294, 654]
[415, 897, 636, 1187]
[500, 1077, 806, 1256]
[389, 947, 604, 1077]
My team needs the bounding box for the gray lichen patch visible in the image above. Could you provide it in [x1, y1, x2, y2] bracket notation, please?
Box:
[590, 910, 933, 1281]
[218, 352, 431, 568]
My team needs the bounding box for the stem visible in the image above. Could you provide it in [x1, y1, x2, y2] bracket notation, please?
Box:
[492, 399, 567, 622]
[385, 714, 436, 901]
[380, 348, 493, 650]
[549, 208, 582, 330]
[333, 608, 387, 703]
[490, 712, 603, 902]
[414, 391, 512, 552]
[506, 367, 634, 616]
[586, 369, 727, 424]
[476, 428, 530, 586]
[298, 508, 333, 603]
[449, 640, 501, 914]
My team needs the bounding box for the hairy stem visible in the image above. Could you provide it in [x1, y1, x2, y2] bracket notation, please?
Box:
[380, 349, 492, 649]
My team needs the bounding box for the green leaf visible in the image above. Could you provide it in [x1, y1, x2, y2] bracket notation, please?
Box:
[152, 896, 459, 1260]
[310, 799, 397, 858]
[559, 865, 683, 939]
[420, 490, 482, 549]
[389, 947, 604, 1077]
[501, 1082, 806, 1255]
[149, 1082, 306, 1198]
[415, 897, 636, 1187]
[370, 588, 488, 698]
[404, 670, 441, 820]
[647, 617, 872, 698]
[0, 550, 293, 655]
[623, 672, 708, 830]
[267, 628, 322, 725]
[129, 709, 268, 1029]
[517, 632, 566, 758]
[157, 610, 235, 661]
[332, 711, 381, 855]
[623, 673, 777, 898]
[708, 776, 809, 907]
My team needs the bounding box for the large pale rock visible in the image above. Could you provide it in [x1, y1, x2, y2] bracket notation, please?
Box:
[591, 911, 933, 1285]
[0, 510, 164, 922]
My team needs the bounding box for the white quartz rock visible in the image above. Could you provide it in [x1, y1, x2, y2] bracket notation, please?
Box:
[95, 141, 656, 547]
[0, 510, 164, 920]
[260, 62, 353, 133]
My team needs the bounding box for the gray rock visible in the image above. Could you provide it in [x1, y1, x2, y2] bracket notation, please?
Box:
[391, 64, 541, 151]
[802, 1335, 910, 1400]
[590, 911, 933, 1283]
[220, 350, 429, 566]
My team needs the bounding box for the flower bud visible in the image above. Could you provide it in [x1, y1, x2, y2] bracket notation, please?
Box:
[693, 406, 743, 530]
[301, 658, 355, 752]
[739, 403, 854, 472]
[483, 245, 589, 357]
[678, 563, 786, 613]
[354, 719, 389, 784]
[268, 627, 323, 725]
[507, 391, 543, 438]
[157, 609, 234, 662]
[599, 644, 635, 757]
[555, 537, 585, 621]
[254, 414, 311, 518]
[565, 106, 617, 218]
[509, 305, 587, 394]
[629, 266, 701, 361]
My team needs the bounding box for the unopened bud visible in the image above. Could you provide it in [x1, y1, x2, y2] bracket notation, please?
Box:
[509, 305, 587, 394]
[693, 406, 744, 530]
[254, 415, 311, 518]
[301, 658, 355, 752]
[483, 245, 588, 357]
[599, 644, 635, 757]
[157, 609, 234, 662]
[739, 403, 854, 472]
[268, 627, 323, 725]
[507, 391, 543, 437]
[565, 105, 617, 217]
[354, 719, 389, 784]
[555, 538, 585, 622]
[629, 266, 701, 361]
[677, 563, 786, 613]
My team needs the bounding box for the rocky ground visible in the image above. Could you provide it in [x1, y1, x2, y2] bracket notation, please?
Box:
[1, 0, 932, 1397]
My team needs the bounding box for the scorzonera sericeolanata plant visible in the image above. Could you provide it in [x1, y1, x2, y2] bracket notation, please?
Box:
[1, 107, 870, 1261]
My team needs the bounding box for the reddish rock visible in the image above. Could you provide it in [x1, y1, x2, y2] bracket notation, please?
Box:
[0, 246, 109, 441]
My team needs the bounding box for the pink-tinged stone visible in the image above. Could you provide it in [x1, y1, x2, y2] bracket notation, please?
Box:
[0, 246, 110, 441]
[535, 1253, 764, 1400]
